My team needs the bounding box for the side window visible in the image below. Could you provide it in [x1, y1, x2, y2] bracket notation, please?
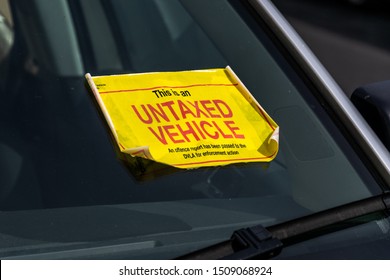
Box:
[0, 0, 13, 84]
[0, 0, 12, 25]
[0, 1, 43, 211]
[0, 0, 14, 113]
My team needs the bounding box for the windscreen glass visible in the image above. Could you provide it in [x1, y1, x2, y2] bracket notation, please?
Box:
[0, 0, 383, 258]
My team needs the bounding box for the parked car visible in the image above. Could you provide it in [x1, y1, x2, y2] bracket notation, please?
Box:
[0, 0, 389, 259]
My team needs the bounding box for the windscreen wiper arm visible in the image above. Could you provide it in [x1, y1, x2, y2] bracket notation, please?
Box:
[176, 192, 390, 260]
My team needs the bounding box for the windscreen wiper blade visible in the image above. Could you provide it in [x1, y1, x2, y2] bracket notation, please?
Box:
[176, 192, 390, 260]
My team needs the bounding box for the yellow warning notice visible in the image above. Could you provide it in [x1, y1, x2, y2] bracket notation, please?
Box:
[85, 66, 279, 169]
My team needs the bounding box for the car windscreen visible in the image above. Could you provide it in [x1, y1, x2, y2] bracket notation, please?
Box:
[0, 0, 384, 259]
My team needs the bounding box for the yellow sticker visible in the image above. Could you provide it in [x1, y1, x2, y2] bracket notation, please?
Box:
[85, 66, 279, 169]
